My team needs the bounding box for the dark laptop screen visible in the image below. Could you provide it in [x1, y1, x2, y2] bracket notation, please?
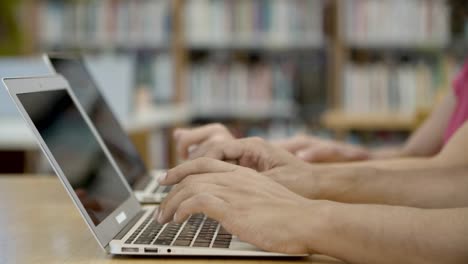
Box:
[49, 57, 149, 189]
[18, 89, 130, 225]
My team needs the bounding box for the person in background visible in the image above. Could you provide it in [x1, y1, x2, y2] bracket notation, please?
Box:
[174, 59, 468, 163]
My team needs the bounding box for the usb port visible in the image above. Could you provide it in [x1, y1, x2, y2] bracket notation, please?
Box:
[122, 247, 139, 253]
[144, 247, 158, 253]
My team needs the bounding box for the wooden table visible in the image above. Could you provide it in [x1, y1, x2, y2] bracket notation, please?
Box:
[0, 176, 345, 264]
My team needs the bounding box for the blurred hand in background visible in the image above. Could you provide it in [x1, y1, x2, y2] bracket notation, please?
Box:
[174, 123, 369, 164]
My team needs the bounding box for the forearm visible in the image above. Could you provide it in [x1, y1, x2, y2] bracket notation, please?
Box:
[305, 165, 468, 208]
[369, 145, 412, 160]
[324, 155, 447, 171]
[305, 201, 468, 264]
[365, 93, 455, 161]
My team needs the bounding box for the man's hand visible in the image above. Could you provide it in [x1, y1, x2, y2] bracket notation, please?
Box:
[174, 123, 234, 159]
[168, 137, 319, 198]
[156, 158, 318, 254]
[273, 135, 370, 163]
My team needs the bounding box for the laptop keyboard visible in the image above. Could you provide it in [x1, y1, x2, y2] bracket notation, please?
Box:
[125, 211, 232, 248]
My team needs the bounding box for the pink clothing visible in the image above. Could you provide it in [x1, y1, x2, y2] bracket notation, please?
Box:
[444, 60, 468, 143]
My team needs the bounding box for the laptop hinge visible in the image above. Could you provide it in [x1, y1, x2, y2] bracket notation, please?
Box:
[114, 210, 146, 240]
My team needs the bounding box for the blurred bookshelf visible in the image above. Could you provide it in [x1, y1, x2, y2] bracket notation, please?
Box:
[1, 0, 328, 172]
[180, 0, 328, 138]
[30, 0, 327, 124]
[322, 0, 465, 144]
[1, 0, 467, 172]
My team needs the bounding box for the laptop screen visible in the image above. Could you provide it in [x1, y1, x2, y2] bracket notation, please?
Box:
[49, 57, 149, 190]
[17, 89, 131, 226]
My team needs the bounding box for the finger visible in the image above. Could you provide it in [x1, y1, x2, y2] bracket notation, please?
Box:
[173, 193, 230, 224]
[187, 140, 243, 164]
[188, 132, 239, 160]
[160, 173, 233, 211]
[272, 136, 311, 153]
[187, 139, 220, 160]
[187, 144, 199, 157]
[341, 147, 370, 161]
[174, 124, 226, 159]
[202, 137, 267, 164]
[296, 148, 318, 162]
[296, 147, 337, 163]
[159, 158, 238, 185]
[158, 182, 226, 224]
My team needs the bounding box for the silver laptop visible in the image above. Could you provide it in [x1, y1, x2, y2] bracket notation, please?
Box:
[3, 75, 302, 257]
[43, 54, 170, 203]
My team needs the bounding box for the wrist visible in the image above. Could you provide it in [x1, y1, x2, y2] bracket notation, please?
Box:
[295, 163, 324, 199]
[300, 200, 339, 255]
[311, 165, 378, 202]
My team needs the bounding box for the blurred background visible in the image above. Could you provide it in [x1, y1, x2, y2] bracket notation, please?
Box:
[0, 0, 467, 174]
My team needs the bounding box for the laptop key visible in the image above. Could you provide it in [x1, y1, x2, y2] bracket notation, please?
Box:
[173, 240, 191, 246]
[153, 222, 182, 245]
[193, 241, 211, 247]
[212, 229, 232, 248]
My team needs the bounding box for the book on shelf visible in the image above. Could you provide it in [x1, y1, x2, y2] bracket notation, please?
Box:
[186, 58, 297, 118]
[342, 58, 459, 117]
[343, 0, 450, 48]
[347, 131, 410, 148]
[38, 0, 171, 49]
[185, 0, 324, 49]
[294, 53, 327, 120]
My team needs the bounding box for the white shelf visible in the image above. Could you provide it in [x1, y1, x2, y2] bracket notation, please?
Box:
[124, 104, 191, 132]
[0, 105, 191, 151]
[0, 102, 296, 151]
[0, 118, 38, 150]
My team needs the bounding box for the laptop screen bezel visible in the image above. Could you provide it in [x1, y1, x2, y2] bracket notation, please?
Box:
[42, 54, 152, 190]
[2, 75, 142, 249]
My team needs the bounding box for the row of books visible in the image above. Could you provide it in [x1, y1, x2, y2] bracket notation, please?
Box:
[38, 0, 171, 48]
[346, 131, 410, 148]
[342, 60, 457, 115]
[185, 0, 324, 48]
[186, 60, 296, 115]
[343, 0, 450, 47]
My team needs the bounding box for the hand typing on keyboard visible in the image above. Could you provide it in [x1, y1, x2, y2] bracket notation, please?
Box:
[164, 137, 318, 199]
[156, 158, 318, 254]
[174, 123, 234, 160]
